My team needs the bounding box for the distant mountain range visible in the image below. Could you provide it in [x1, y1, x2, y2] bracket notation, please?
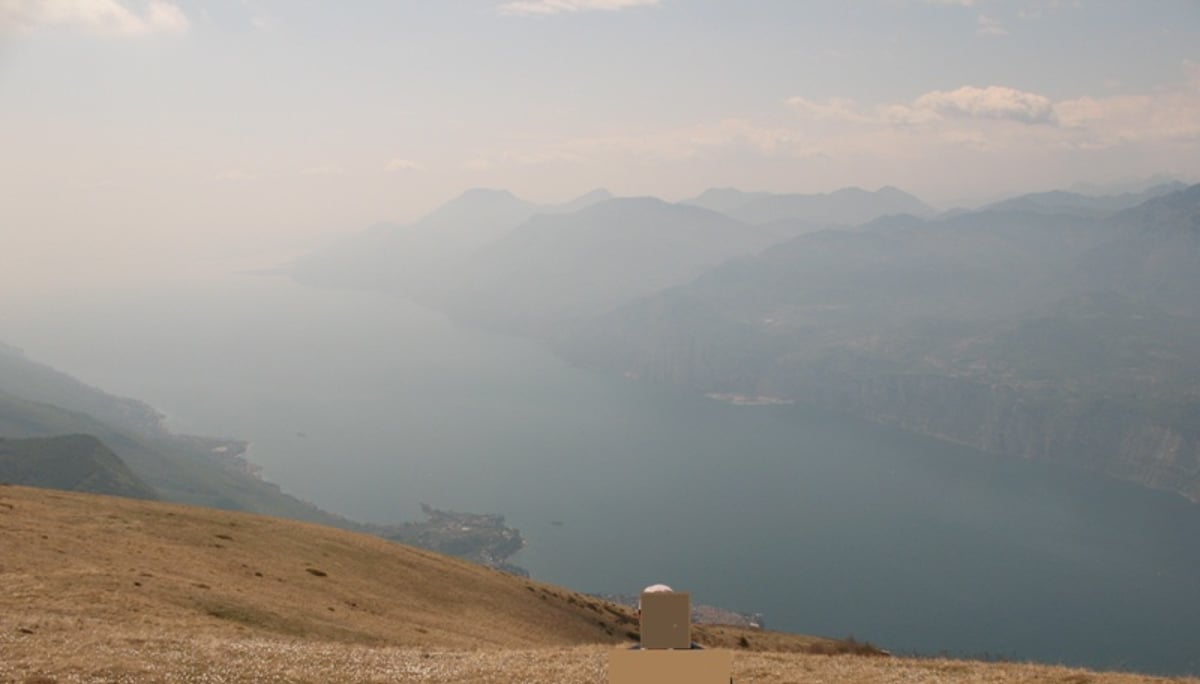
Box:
[561, 184, 1200, 502]
[980, 181, 1187, 218]
[434, 197, 778, 337]
[684, 185, 935, 227]
[294, 184, 941, 331]
[291, 186, 614, 293]
[1081, 184, 1200, 317]
[293, 180, 1200, 503]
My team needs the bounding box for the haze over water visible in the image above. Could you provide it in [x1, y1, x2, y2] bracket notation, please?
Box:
[6, 273, 1199, 675]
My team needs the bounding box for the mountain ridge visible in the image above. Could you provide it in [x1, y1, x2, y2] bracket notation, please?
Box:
[0, 359, 352, 525]
[425, 197, 779, 336]
[683, 185, 935, 225]
[557, 184, 1200, 503]
[981, 181, 1187, 218]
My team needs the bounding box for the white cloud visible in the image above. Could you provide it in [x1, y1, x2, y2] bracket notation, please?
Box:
[384, 159, 425, 173]
[249, 13, 278, 32]
[498, 0, 660, 17]
[141, 0, 184, 32]
[773, 73, 1200, 184]
[1, 0, 189, 36]
[788, 85, 1060, 127]
[879, 103, 942, 127]
[785, 97, 872, 123]
[788, 86, 1059, 128]
[915, 86, 1056, 124]
[976, 14, 1008, 36]
[371, 70, 1196, 205]
[1055, 90, 1200, 147]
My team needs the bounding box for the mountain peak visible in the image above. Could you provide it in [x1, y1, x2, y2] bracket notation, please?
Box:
[829, 186, 869, 197]
[411, 188, 538, 248]
[572, 187, 613, 203]
[447, 187, 527, 206]
[576, 195, 719, 220]
[876, 185, 918, 199]
[555, 188, 614, 213]
[683, 187, 771, 214]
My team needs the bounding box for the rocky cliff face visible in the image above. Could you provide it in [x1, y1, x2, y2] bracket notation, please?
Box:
[798, 371, 1200, 502]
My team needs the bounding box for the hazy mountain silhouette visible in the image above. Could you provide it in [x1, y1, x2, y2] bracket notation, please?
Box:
[0, 344, 354, 524]
[292, 182, 1200, 501]
[436, 197, 777, 336]
[292, 187, 615, 292]
[684, 186, 934, 226]
[559, 185, 1200, 502]
[1080, 183, 1200, 316]
[982, 181, 1187, 218]
[408, 187, 539, 250]
[296, 185, 934, 298]
[0, 341, 165, 437]
[556, 187, 614, 213]
[684, 187, 774, 214]
[1068, 174, 1188, 197]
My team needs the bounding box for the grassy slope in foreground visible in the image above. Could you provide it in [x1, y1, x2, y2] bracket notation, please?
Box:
[1, 485, 1189, 684]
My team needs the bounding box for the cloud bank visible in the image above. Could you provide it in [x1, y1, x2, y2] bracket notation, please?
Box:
[457, 69, 1198, 204]
[0, 0, 189, 36]
[915, 86, 1056, 124]
[791, 85, 1062, 128]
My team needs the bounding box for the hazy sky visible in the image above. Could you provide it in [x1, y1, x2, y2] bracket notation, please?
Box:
[2, 0, 1199, 292]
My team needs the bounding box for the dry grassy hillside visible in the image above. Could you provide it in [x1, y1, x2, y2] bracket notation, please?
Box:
[1, 484, 1195, 684]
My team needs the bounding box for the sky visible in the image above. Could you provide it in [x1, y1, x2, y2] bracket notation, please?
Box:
[2, 0, 1200, 292]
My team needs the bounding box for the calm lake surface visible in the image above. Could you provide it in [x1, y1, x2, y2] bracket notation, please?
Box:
[5, 274, 1199, 675]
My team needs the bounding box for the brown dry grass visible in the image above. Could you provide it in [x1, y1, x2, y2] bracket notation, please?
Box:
[2, 484, 1197, 684]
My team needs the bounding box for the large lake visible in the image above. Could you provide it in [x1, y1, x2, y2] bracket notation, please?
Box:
[5, 274, 1199, 675]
